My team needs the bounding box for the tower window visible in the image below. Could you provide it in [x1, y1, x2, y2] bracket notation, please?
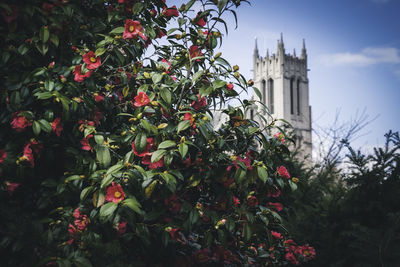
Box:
[290, 78, 294, 115]
[268, 78, 274, 114]
[262, 80, 266, 113]
[297, 79, 300, 115]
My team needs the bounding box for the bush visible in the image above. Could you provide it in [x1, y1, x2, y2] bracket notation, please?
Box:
[0, 0, 314, 266]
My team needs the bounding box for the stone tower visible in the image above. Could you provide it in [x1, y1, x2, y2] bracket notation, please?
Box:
[249, 34, 312, 159]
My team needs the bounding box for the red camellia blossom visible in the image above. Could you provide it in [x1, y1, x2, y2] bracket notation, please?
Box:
[73, 64, 92, 82]
[162, 5, 179, 18]
[1, 5, 19, 24]
[193, 248, 211, 263]
[80, 134, 93, 151]
[123, 19, 147, 40]
[74, 214, 90, 231]
[268, 202, 283, 212]
[194, 12, 206, 27]
[227, 83, 234, 91]
[271, 231, 283, 239]
[133, 91, 150, 107]
[150, 9, 157, 17]
[132, 137, 154, 157]
[5, 181, 20, 195]
[0, 149, 7, 164]
[11, 111, 32, 132]
[232, 196, 240, 207]
[191, 94, 207, 110]
[166, 227, 180, 240]
[277, 166, 290, 179]
[267, 186, 281, 198]
[285, 252, 300, 265]
[20, 143, 35, 167]
[184, 112, 195, 127]
[247, 196, 258, 207]
[142, 155, 164, 169]
[51, 117, 63, 136]
[94, 94, 104, 102]
[116, 221, 127, 236]
[189, 45, 203, 61]
[273, 132, 285, 144]
[296, 245, 316, 260]
[164, 194, 182, 214]
[105, 182, 126, 203]
[83, 51, 101, 70]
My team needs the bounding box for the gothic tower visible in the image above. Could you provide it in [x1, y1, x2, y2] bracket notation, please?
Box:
[250, 34, 312, 159]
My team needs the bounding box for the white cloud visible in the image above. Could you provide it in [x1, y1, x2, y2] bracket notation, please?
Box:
[320, 47, 400, 67]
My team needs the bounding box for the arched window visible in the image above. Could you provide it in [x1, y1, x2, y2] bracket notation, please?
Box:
[297, 79, 301, 115]
[268, 78, 274, 114]
[290, 78, 294, 115]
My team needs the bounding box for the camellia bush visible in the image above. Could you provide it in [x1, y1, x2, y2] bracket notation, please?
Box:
[0, 0, 315, 266]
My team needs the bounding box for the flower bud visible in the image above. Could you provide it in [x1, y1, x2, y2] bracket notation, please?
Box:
[234, 72, 240, 78]
[233, 65, 239, 71]
[214, 52, 222, 58]
[143, 72, 150, 79]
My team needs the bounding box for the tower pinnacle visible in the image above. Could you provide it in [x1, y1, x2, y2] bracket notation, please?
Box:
[301, 38, 307, 59]
[254, 37, 259, 58]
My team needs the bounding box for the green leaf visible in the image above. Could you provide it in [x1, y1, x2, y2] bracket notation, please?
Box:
[33, 121, 41, 136]
[160, 87, 172, 105]
[152, 73, 162, 84]
[80, 186, 94, 201]
[94, 135, 104, 145]
[99, 202, 117, 221]
[100, 174, 113, 189]
[44, 80, 55, 91]
[289, 180, 298, 191]
[95, 47, 106, 56]
[38, 119, 52, 133]
[253, 86, 262, 100]
[50, 34, 59, 47]
[17, 44, 28, 55]
[244, 223, 252, 241]
[158, 140, 176, 149]
[184, 0, 196, 11]
[36, 43, 48, 55]
[134, 132, 147, 153]
[177, 120, 191, 133]
[106, 163, 124, 176]
[213, 79, 227, 89]
[73, 257, 92, 267]
[40, 26, 50, 43]
[151, 149, 166, 163]
[199, 86, 213, 98]
[257, 166, 268, 184]
[160, 172, 176, 192]
[192, 70, 203, 83]
[178, 143, 188, 159]
[110, 27, 125, 34]
[122, 197, 142, 214]
[96, 145, 111, 168]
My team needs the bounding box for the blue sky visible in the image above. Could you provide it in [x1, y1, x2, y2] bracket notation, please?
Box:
[169, 0, 400, 148]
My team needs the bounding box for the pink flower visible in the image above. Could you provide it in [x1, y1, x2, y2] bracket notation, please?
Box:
[184, 112, 196, 127]
[267, 186, 281, 198]
[277, 166, 290, 179]
[133, 92, 150, 107]
[116, 221, 127, 236]
[247, 196, 258, 207]
[123, 19, 147, 40]
[191, 94, 207, 110]
[268, 202, 283, 212]
[73, 64, 92, 82]
[132, 137, 154, 157]
[80, 134, 93, 151]
[11, 111, 32, 132]
[21, 143, 35, 167]
[142, 155, 164, 169]
[194, 12, 206, 27]
[189, 45, 203, 61]
[5, 181, 20, 195]
[74, 214, 89, 231]
[273, 132, 285, 144]
[232, 196, 240, 207]
[285, 252, 299, 265]
[0, 149, 6, 164]
[51, 118, 63, 136]
[73, 207, 82, 219]
[227, 83, 234, 91]
[271, 231, 283, 239]
[94, 94, 104, 102]
[82, 51, 101, 70]
[105, 182, 126, 203]
[1, 5, 19, 24]
[162, 5, 179, 18]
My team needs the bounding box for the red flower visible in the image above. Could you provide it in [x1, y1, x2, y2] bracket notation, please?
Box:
[1, 5, 18, 24]
[162, 5, 179, 18]
[73, 64, 92, 82]
[285, 252, 299, 265]
[132, 137, 154, 157]
[80, 134, 93, 151]
[189, 45, 203, 61]
[73, 207, 82, 219]
[268, 202, 283, 212]
[271, 231, 283, 239]
[296, 245, 316, 260]
[227, 83, 234, 91]
[277, 166, 290, 179]
[150, 9, 157, 17]
[74, 214, 89, 231]
[83, 51, 101, 70]
[164, 194, 181, 214]
[94, 94, 104, 102]
[42, 3, 54, 13]
[116, 221, 127, 236]
[160, 58, 171, 73]
[0, 149, 6, 164]
[184, 112, 196, 127]
[11, 111, 32, 132]
[123, 19, 147, 40]
[273, 132, 285, 144]
[105, 182, 126, 203]
[133, 92, 150, 107]
[5, 181, 20, 195]
[20, 143, 34, 167]
[166, 227, 180, 240]
[28, 139, 43, 154]
[142, 155, 164, 169]
[247, 196, 258, 207]
[51, 117, 63, 136]
[232, 196, 240, 207]
[193, 248, 211, 263]
[191, 94, 207, 110]
[156, 28, 166, 39]
[267, 186, 281, 198]
[194, 12, 206, 27]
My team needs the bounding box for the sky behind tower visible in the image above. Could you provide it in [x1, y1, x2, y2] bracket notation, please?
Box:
[169, 0, 400, 149]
